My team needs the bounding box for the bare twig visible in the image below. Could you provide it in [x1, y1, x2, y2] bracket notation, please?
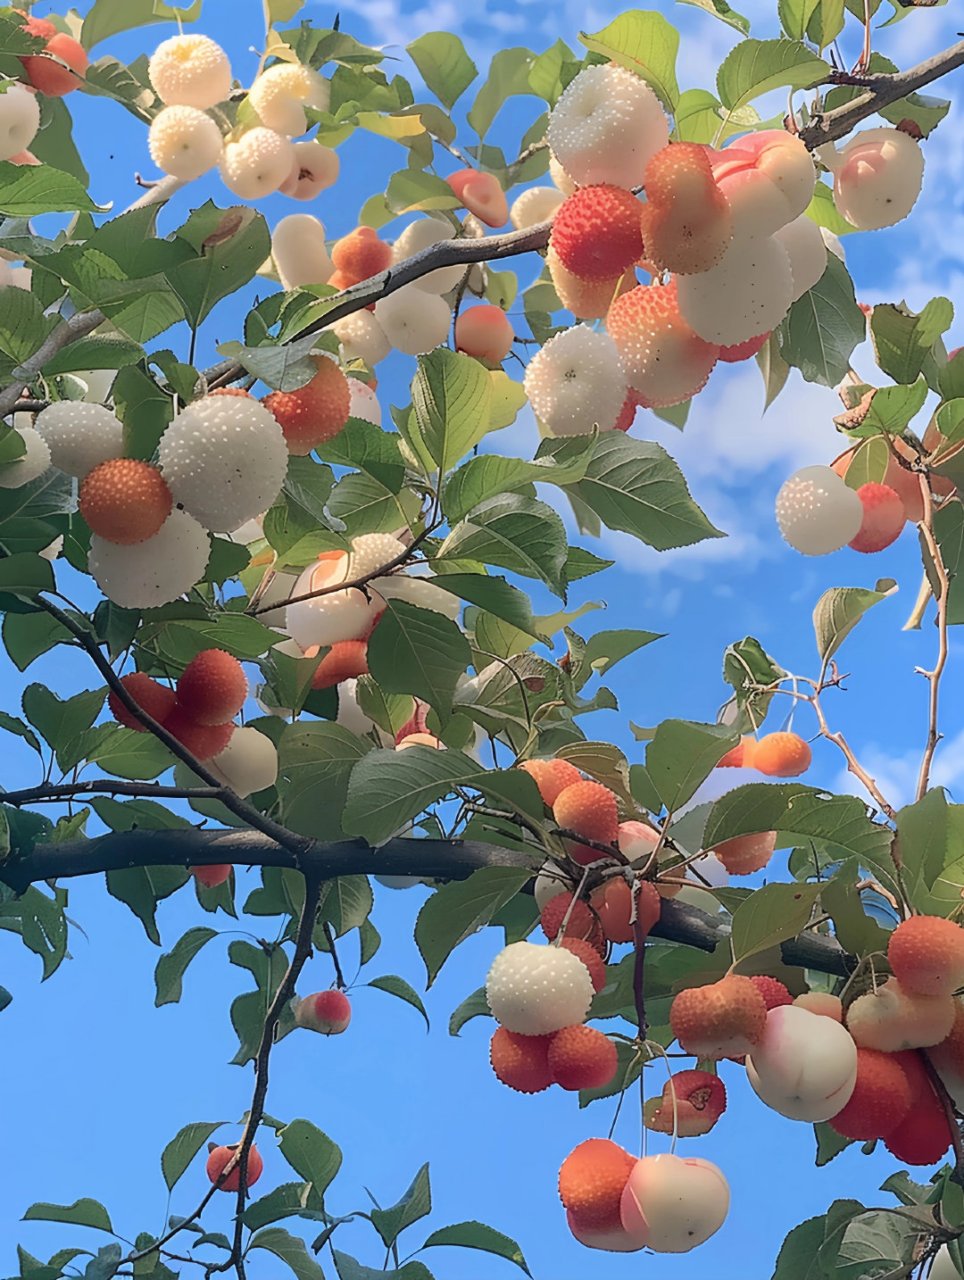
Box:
[915, 475, 951, 802]
[0, 779, 221, 806]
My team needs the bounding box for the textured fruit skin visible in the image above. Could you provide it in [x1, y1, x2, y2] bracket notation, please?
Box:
[590, 878, 660, 943]
[551, 185, 644, 281]
[561, 938, 607, 992]
[108, 672, 175, 731]
[547, 247, 633, 321]
[454, 305, 514, 364]
[205, 727, 278, 798]
[539, 893, 605, 953]
[486, 940, 594, 1035]
[79, 459, 172, 545]
[832, 127, 924, 231]
[331, 226, 392, 286]
[888, 915, 964, 998]
[776, 464, 864, 556]
[88, 509, 211, 610]
[849, 482, 905, 553]
[148, 104, 223, 180]
[750, 975, 793, 1011]
[34, 401, 125, 479]
[640, 143, 732, 274]
[620, 1154, 729, 1253]
[164, 708, 235, 762]
[519, 758, 583, 807]
[607, 281, 719, 409]
[883, 1070, 953, 1165]
[191, 864, 232, 889]
[558, 1139, 636, 1229]
[794, 992, 843, 1021]
[718, 332, 770, 363]
[309, 639, 369, 690]
[670, 975, 767, 1058]
[21, 31, 88, 96]
[645, 1070, 726, 1137]
[548, 1024, 618, 1090]
[280, 139, 339, 200]
[754, 731, 812, 778]
[295, 989, 352, 1034]
[617, 820, 660, 862]
[829, 1047, 914, 1140]
[523, 324, 626, 435]
[206, 1143, 263, 1192]
[176, 649, 247, 726]
[149, 34, 232, 110]
[846, 977, 955, 1051]
[262, 358, 350, 455]
[713, 830, 776, 875]
[220, 127, 294, 200]
[552, 780, 619, 865]
[489, 1027, 553, 1093]
[926, 999, 964, 1095]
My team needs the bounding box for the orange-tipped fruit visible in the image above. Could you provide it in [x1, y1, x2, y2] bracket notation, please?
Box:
[548, 1024, 618, 1091]
[888, 915, 964, 998]
[490, 1027, 554, 1093]
[753, 731, 812, 778]
[558, 1139, 636, 1229]
[552, 780, 619, 865]
[108, 672, 175, 731]
[589, 877, 660, 943]
[519, 758, 583, 807]
[644, 1070, 726, 1137]
[670, 975, 767, 1059]
[176, 649, 247, 726]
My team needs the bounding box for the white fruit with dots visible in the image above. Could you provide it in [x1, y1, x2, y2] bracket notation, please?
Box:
[34, 402, 125, 478]
[533, 860, 572, 912]
[148, 34, 232, 109]
[546, 63, 669, 190]
[830, 127, 925, 231]
[620, 1155, 729, 1253]
[280, 139, 339, 199]
[392, 217, 465, 294]
[333, 310, 390, 366]
[206, 727, 278, 798]
[745, 1005, 858, 1122]
[347, 532, 407, 579]
[89, 508, 210, 608]
[348, 379, 381, 425]
[510, 186, 563, 230]
[485, 940, 593, 1035]
[375, 289, 451, 356]
[374, 574, 461, 620]
[0, 83, 40, 162]
[148, 105, 223, 180]
[220, 127, 295, 200]
[523, 324, 626, 436]
[549, 154, 578, 196]
[285, 557, 380, 649]
[247, 62, 329, 136]
[775, 465, 863, 555]
[271, 214, 333, 290]
[158, 396, 288, 533]
[676, 233, 794, 346]
[0, 428, 50, 489]
[774, 214, 828, 301]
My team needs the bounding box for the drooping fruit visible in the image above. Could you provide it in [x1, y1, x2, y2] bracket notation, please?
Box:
[670, 974, 767, 1059]
[828, 1047, 914, 1140]
[262, 356, 350, 455]
[846, 976, 956, 1051]
[712, 830, 776, 875]
[550, 185, 644, 281]
[645, 1070, 727, 1137]
[206, 1143, 263, 1192]
[547, 1024, 618, 1090]
[79, 459, 172, 545]
[176, 649, 247, 725]
[552, 780, 620, 865]
[848, 482, 905, 553]
[753, 731, 812, 778]
[108, 672, 176, 731]
[519, 758, 583, 807]
[620, 1154, 729, 1253]
[295, 989, 352, 1034]
[888, 915, 964, 998]
[745, 1004, 858, 1122]
[608, 280, 720, 409]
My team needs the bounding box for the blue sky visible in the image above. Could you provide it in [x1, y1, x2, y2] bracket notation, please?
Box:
[3, 0, 964, 1277]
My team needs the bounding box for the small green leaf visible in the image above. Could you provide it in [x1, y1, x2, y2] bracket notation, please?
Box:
[161, 1121, 223, 1192]
[448, 986, 490, 1036]
[277, 1120, 342, 1198]
[248, 1227, 327, 1280]
[367, 975, 430, 1030]
[0, 162, 102, 215]
[730, 880, 824, 961]
[82, 0, 202, 48]
[813, 580, 897, 665]
[871, 298, 954, 386]
[677, 0, 750, 34]
[106, 865, 189, 945]
[637, 720, 738, 813]
[780, 253, 865, 387]
[367, 600, 471, 723]
[407, 32, 477, 109]
[422, 1221, 531, 1276]
[415, 866, 533, 985]
[154, 928, 218, 1007]
[412, 349, 493, 475]
[369, 1163, 432, 1248]
[580, 11, 680, 109]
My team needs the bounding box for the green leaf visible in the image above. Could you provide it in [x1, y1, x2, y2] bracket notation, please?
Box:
[22, 685, 105, 771]
[422, 1221, 531, 1275]
[438, 495, 568, 597]
[0, 162, 101, 216]
[717, 37, 828, 111]
[0, 552, 54, 597]
[106, 865, 189, 946]
[857, 378, 929, 437]
[369, 1163, 431, 1247]
[814, 1120, 856, 1166]
[242, 1181, 320, 1232]
[217, 333, 320, 393]
[168, 204, 271, 328]
[367, 600, 471, 723]
[870, 298, 954, 386]
[415, 866, 533, 985]
[636, 720, 738, 813]
[332, 1255, 432, 1280]
[813, 580, 897, 665]
[161, 1121, 223, 1192]
[580, 11, 680, 109]
[442, 444, 594, 523]
[412, 349, 493, 475]
[834, 1209, 921, 1279]
[0, 291, 57, 368]
[319, 876, 373, 937]
[2, 609, 76, 671]
[278, 722, 371, 841]
[248, 1228, 327, 1280]
[154, 928, 218, 1007]
[86, 726, 174, 780]
[344, 745, 481, 845]
[277, 1119, 342, 1198]
[780, 253, 865, 387]
[139, 614, 280, 665]
[22, 1200, 113, 1232]
[581, 629, 662, 680]
[0, 710, 41, 755]
[367, 975, 430, 1030]
[772, 1214, 833, 1278]
[82, 0, 202, 48]
[467, 47, 534, 138]
[730, 880, 824, 962]
[448, 986, 490, 1036]
[430, 572, 544, 640]
[676, 0, 750, 34]
[778, 0, 820, 38]
[407, 33, 477, 109]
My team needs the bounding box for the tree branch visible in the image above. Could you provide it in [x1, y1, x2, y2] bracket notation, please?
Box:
[0, 779, 221, 806]
[915, 476, 951, 802]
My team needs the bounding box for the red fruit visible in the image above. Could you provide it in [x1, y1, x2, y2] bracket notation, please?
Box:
[164, 707, 235, 761]
[454, 305, 514, 365]
[446, 168, 508, 228]
[296, 989, 352, 1034]
[848, 482, 905, 553]
[884, 1079, 953, 1165]
[490, 1027, 554, 1093]
[561, 937, 607, 993]
[589, 878, 660, 944]
[552, 781, 619, 865]
[262, 358, 351, 455]
[330, 226, 393, 286]
[518, 758, 582, 808]
[754, 731, 811, 778]
[108, 672, 176, 731]
[550, 185, 645, 281]
[540, 893, 605, 952]
[717, 735, 757, 768]
[79, 459, 173, 545]
[889, 915, 964, 998]
[713, 831, 777, 876]
[645, 1070, 726, 1137]
[639, 143, 732, 275]
[719, 332, 770, 363]
[8, 149, 39, 165]
[309, 639, 369, 690]
[19, 13, 58, 39]
[206, 1143, 264, 1192]
[613, 390, 642, 432]
[606, 280, 720, 409]
[548, 1024, 617, 1091]
[191, 864, 232, 889]
[394, 700, 429, 745]
[829, 1048, 914, 1141]
[670, 975, 767, 1059]
[748, 975, 793, 1011]
[558, 1139, 636, 1229]
[176, 649, 247, 726]
[21, 31, 88, 96]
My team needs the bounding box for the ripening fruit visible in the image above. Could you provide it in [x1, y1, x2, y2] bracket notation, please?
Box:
[539, 893, 604, 951]
[775, 465, 864, 555]
[828, 1047, 914, 1140]
[848, 482, 905, 553]
[620, 1154, 729, 1253]
[248, 62, 328, 136]
[108, 672, 176, 731]
[794, 992, 844, 1021]
[547, 248, 632, 321]
[21, 31, 88, 96]
[34, 401, 125, 478]
[206, 727, 278, 797]
[510, 186, 563, 230]
[88, 508, 211, 609]
[191, 864, 232, 889]
[374, 288, 451, 356]
[485, 940, 594, 1035]
[676, 232, 794, 346]
[176, 649, 247, 726]
[712, 830, 776, 875]
[754, 731, 812, 778]
[331, 226, 393, 286]
[640, 143, 732, 274]
[392, 217, 465, 294]
[831, 127, 924, 231]
[718, 332, 770, 363]
[773, 214, 828, 301]
[884, 1069, 953, 1165]
[548, 1024, 617, 1090]
[561, 937, 606, 993]
[220, 127, 295, 200]
[888, 915, 964, 998]
[926, 1000, 964, 1107]
[149, 34, 232, 109]
[395, 731, 442, 751]
[750, 975, 793, 1011]
[613, 390, 641, 432]
[295, 989, 352, 1034]
[262, 357, 350, 455]
[279, 139, 339, 200]
[710, 131, 816, 238]
[608, 281, 720, 409]
[670, 975, 767, 1059]
[271, 214, 333, 291]
[489, 1026, 553, 1093]
[447, 169, 508, 228]
[533, 860, 573, 912]
[374, 574, 460, 619]
[0, 82, 39, 162]
[617, 820, 660, 862]
[79, 459, 172, 545]
[158, 395, 288, 533]
[519, 752, 578, 803]
[846, 977, 956, 1051]
[645, 1070, 726, 1137]
[454, 305, 514, 365]
[148, 105, 223, 180]
[348, 379, 381, 425]
[589, 877, 660, 944]
[285, 553, 380, 649]
[18, 13, 57, 37]
[523, 325, 626, 435]
[333, 310, 390, 366]
[559, 1139, 637, 1230]
[552, 780, 619, 865]
[347, 531, 406, 580]
[309, 639, 369, 689]
[164, 707, 235, 761]
[546, 64, 669, 190]
[206, 1143, 263, 1192]
[717, 735, 756, 767]
[0, 427, 50, 489]
[550, 185, 644, 281]
[745, 1004, 858, 1122]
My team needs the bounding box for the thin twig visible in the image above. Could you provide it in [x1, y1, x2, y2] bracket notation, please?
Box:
[915, 474, 951, 802]
[0, 779, 221, 806]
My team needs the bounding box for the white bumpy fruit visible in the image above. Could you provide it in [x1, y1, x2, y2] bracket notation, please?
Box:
[207, 727, 279, 798]
[830, 127, 925, 231]
[333, 311, 391, 366]
[546, 64, 669, 190]
[0, 82, 40, 162]
[280, 139, 339, 200]
[148, 105, 223, 181]
[0, 428, 50, 489]
[486, 941, 593, 1035]
[158, 396, 288, 532]
[523, 324, 626, 435]
[391, 217, 465, 294]
[271, 214, 333, 290]
[745, 1005, 858, 1122]
[220, 127, 295, 200]
[510, 187, 564, 230]
[676, 233, 795, 346]
[248, 63, 329, 136]
[775, 464, 863, 555]
[773, 214, 828, 301]
[374, 289, 451, 356]
[89, 509, 210, 608]
[34, 402, 125, 478]
[148, 34, 232, 110]
[346, 532, 407, 580]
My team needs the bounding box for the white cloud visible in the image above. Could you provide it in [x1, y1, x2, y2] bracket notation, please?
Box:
[834, 727, 964, 812]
